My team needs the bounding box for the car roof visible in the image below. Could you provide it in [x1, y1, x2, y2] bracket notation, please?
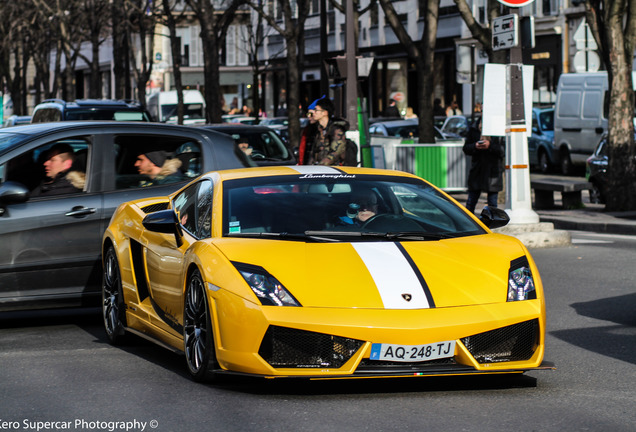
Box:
[35, 99, 143, 109]
[369, 119, 418, 127]
[200, 124, 274, 133]
[199, 165, 419, 183]
[0, 121, 233, 155]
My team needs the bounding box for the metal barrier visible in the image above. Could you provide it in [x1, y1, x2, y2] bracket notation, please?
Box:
[369, 136, 468, 192]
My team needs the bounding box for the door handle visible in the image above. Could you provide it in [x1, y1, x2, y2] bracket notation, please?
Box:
[65, 206, 97, 217]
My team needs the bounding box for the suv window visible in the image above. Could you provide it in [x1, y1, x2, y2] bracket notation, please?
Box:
[2, 137, 90, 193]
[32, 108, 63, 123]
[114, 135, 202, 190]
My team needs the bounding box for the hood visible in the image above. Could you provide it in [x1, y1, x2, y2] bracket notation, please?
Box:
[214, 234, 528, 310]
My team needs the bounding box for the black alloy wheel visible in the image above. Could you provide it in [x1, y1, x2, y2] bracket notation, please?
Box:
[102, 246, 127, 344]
[184, 269, 219, 382]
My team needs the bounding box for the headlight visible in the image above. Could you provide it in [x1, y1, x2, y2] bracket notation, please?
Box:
[507, 257, 536, 301]
[233, 262, 300, 307]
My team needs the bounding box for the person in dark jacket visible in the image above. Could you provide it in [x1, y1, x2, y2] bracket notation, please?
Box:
[135, 150, 183, 187]
[462, 118, 504, 213]
[31, 143, 85, 197]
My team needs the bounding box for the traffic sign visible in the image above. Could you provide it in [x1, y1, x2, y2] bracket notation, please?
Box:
[573, 21, 598, 50]
[573, 50, 601, 73]
[497, 0, 536, 6]
[492, 14, 518, 51]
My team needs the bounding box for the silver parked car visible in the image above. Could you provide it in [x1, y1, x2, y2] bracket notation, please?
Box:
[0, 121, 249, 311]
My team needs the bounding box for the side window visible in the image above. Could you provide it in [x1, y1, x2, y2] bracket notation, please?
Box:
[113, 135, 201, 189]
[32, 108, 62, 123]
[4, 137, 90, 196]
[173, 179, 213, 239]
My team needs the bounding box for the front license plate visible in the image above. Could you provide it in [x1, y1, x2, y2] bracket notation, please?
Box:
[370, 340, 456, 362]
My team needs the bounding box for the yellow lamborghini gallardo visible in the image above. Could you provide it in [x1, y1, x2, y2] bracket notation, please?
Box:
[102, 166, 552, 382]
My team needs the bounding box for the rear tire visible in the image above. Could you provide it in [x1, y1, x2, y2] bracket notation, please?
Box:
[560, 149, 573, 176]
[102, 246, 127, 344]
[538, 150, 550, 174]
[184, 269, 219, 383]
[589, 181, 605, 204]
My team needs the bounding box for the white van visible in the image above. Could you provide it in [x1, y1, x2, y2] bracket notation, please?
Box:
[146, 90, 206, 124]
[554, 72, 636, 174]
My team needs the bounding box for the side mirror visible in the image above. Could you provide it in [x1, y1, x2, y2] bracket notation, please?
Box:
[479, 206, 510, 229]
[0, 182, 30, 215]
[142, 209, 183, 247]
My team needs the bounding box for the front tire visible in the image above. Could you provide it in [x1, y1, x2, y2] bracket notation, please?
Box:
[184, 269, 219, 383]
[102, 246, 127, 344]
[560, 149, 573, 176]
[538, 149, 551, 174]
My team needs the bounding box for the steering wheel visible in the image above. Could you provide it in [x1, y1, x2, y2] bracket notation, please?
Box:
[361, 213, 399, 230]
[250, 150, 265, 160]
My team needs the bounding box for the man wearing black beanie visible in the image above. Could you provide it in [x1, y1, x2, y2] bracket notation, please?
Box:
[135, 150, 182, 186]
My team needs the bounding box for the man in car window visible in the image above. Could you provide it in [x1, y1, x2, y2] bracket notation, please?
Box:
[135, 150, 183, 187]
[31, 143, 85, 196]
[338, 190, 379, 226]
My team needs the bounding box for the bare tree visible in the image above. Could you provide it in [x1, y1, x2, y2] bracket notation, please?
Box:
[378, 0, 440, 143]
[160, 0, 189, 123]
[112, 0, 131, 99]
[237, 4, 283, 119]
[582, 0, 636, 211]
[122, 0, 160, 106]
[185, 0, 247, 123]
[0, 2, 32, 114]
[453, 0, 508, 64]
[248, 0, 311, 147]
[75, 0, 111, 99]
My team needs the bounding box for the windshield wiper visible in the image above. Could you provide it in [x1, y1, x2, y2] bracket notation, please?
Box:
[226, 232, 338, 242]
[304, 231, 453, 241]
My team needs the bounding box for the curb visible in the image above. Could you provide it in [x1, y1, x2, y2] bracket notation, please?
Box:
[538, 215, 636, 236]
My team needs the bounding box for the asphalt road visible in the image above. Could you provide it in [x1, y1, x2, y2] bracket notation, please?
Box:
[1, 231, 635, 432]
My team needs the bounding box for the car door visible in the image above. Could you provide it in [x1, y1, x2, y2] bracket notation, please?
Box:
[143, 179, 213, 336]
[0, 136, 103, 306]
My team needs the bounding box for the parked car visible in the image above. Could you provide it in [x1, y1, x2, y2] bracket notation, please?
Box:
[553, 72, 636, 175]
[3, 115, 31, 127]
[31, 99, 151, 123]
[586, 133, 610, 204]
[369, 119, 448, 142]
[259, 116, 289, 127]
[102, 165, 548, 382]
[0, 121, 250, 311]
[528, 107, 556, 173]
[221, 114, 258, 125]
[440, 114, 481, 139]
[200, 124, 295, 166]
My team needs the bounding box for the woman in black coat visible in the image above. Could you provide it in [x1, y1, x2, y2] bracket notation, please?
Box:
[462, 118, 505, 213]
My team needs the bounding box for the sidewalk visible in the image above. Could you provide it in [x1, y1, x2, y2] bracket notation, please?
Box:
[449, 184, 636, 237]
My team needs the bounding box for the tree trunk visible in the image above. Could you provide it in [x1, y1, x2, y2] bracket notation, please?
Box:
[604, 2, 636, 211]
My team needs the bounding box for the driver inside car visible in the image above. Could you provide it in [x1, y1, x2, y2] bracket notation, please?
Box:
[338, 190, 379, 226]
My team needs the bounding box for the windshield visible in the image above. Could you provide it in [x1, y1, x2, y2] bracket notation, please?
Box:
[223, 175, 485, 241]
[65, 109, 150, 121]
[0, 132, 28, 155]
[161, 103, 205, 120]
[538, 110, 554, 132]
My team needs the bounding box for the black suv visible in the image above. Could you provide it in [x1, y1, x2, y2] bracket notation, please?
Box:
[31, 99, 151, 123]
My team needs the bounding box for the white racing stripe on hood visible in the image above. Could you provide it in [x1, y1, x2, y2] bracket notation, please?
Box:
[288, 166, 343, 175]
[352, 242, 430, 309]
